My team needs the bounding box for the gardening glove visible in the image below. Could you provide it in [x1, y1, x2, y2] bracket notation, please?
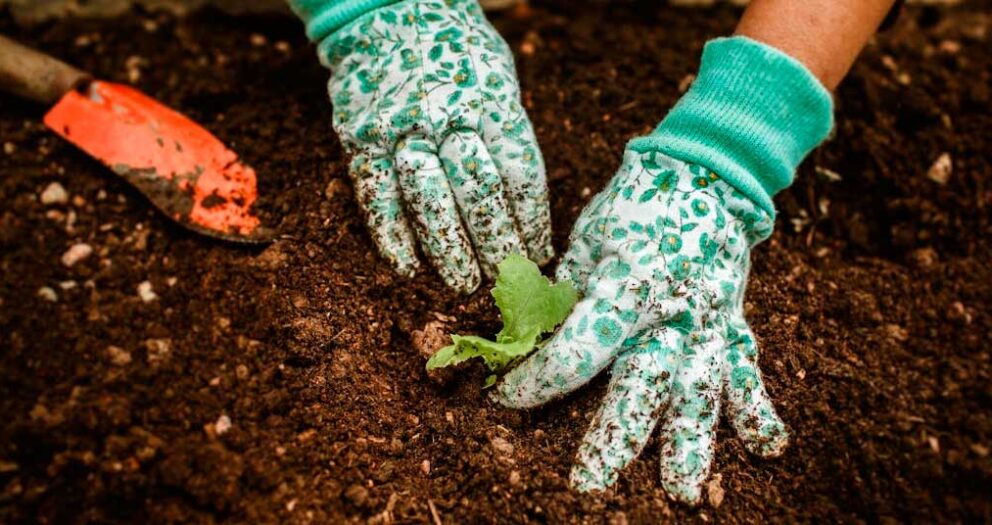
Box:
[494, 37, 834, 504]
[288, 0, 553, 294]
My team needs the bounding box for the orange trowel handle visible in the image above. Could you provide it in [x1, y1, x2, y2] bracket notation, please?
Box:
[0, 34, 92, 105]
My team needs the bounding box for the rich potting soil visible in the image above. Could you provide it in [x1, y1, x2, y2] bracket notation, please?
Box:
[1, 1, 990, 523]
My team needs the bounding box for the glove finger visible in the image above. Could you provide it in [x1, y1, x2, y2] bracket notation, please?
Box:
[480, 116, 554, 265]
[570, 328, 683, 492]
[347, 152, 420, 277]
[394, 136, 481, 294]
[554, 236, 598, 293]
[554, 186, 613, 290]
[723, 318, 789, 457]
[493, 255, 644, 409]
[658, 329, 723, 505]
[439, 130, 524, 279]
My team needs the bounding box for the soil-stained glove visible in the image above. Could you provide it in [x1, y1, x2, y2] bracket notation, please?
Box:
[287, 0, 553, 293]
[494, 37, 834, 504]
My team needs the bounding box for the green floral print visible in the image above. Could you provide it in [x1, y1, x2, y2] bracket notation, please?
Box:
[494, 144, 788, 505]
[320, 0, 553, 293]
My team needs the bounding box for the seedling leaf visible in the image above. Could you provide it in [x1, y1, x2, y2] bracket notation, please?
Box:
[426, 254, 577, 373]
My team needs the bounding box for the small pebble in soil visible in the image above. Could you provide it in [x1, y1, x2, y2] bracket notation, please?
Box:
[40, 182, 69, 205]
[65, 209, 77, 233]
[58, 280, 76, 290]
[144, 338, 171, 366]
[939, 39, 962, 54]
[509, 470, 521, 487]
[881, 54, 898, 72]
[909, 247, 939, 269]
[707, 473, 725, 507]
[36, 287, 57, 302]
[815, 166, 843, 182]
[3, 142, 15, 154]
[137, 280, 157, 303]
[214, 414, 232, 435]
[131, 228, 150, 251]
[344, 484, 368, 507]
[106, 345, 132, 366]
[61, 243, 93, 267]
[125, 55, 146, 83]
[519, 33, 538, 56]
[490, 436, 514, 458]
[818, 197, 831, 216]
[927, 152, 953, 184]
[947, 301, 972, 325]
[325, 178, 350, 200]
[883, 324, 909, 342]
[421, 459, 430, 475]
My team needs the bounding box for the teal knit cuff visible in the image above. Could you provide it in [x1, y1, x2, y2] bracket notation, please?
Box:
[633, 36, 834, 218]
[286, 0, 402, 43]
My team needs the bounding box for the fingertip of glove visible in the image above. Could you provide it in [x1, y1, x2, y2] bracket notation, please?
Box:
[661, 479, 704, 506]
[453, 276, 482, 296]
[527, 222, 555, 262]
[747, 426, 790, 458]
[569, 465, 611, 493]
[438, 263, 481, 295]
[489, 377, 546, 410]
[393, 260, 419, 279]
[531, 242, 555, 267]
[488, 382, 522, 408]
[734, 411, 790, 458]
[487, 387, 507, 406]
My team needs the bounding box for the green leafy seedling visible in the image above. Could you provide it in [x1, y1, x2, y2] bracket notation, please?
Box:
[426, 254, 578, 385]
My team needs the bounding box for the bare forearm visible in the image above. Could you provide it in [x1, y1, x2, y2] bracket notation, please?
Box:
[735, 0, 896, 90]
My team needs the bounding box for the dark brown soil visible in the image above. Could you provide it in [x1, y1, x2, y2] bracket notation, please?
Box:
[1, 1, 990, 523]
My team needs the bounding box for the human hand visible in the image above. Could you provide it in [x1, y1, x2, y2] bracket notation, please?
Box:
[492, 36, 834, 503]
[494, 146, 787, 503]
[310, 0, 552, 293]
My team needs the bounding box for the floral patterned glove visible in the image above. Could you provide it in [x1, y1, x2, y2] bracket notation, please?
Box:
[496, 147, 786, 502]
[494, 37, 835, 504]
[289, 0, 552, 293]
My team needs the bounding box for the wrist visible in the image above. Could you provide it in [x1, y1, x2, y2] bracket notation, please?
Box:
[287, 0, 403, 44]
[633, 36, 834, 218]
